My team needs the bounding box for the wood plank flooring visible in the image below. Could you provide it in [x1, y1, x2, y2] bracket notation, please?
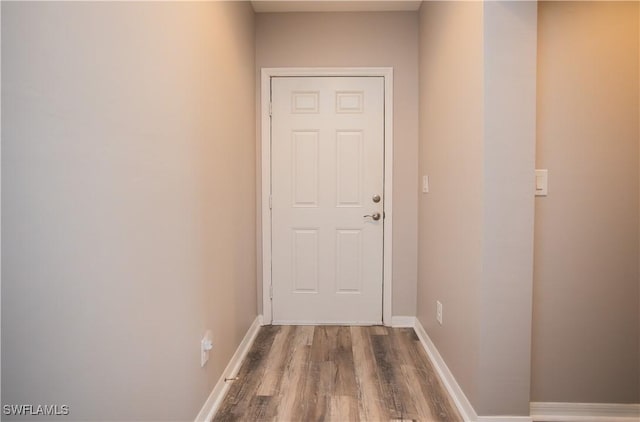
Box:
[213, 326, 462, 422]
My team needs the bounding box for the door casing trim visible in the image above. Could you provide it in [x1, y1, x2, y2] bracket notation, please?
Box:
[260, 67, 393, 325]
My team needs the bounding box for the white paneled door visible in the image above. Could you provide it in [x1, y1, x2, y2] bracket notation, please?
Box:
[271, 77, 385, 324]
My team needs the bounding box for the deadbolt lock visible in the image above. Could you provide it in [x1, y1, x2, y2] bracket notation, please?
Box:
[372, 194, 381, 203]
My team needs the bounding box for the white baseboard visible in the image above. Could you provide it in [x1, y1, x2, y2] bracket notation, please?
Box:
[272, 320, 381, 325]
[477, 417, 533, 422]
[390, 315, 416, 327]
[530, 402, 640, 422]
[413, 318, 478, 422]
[414, 319, 535, 422]
[194, 315, 264, 422]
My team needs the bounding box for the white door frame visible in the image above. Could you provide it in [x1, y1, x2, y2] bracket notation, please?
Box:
[260, 67, 393, 325]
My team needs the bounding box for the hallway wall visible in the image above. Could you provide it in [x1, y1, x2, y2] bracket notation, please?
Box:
[532, 0, 640, 404]
[2, 2, 256, 420]
[417, 1, 537, 416]
[417, 0, 484, 410]
[255, 11, 420, 318]
[418, 0, 639, 411]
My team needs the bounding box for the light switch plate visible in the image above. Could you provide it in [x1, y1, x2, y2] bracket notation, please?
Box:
[422, 175, 429, 193]
[535, 169, 548, 196]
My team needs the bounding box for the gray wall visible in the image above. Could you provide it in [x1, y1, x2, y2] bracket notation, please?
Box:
[417, 0, 484, 410]
[532, 0, 640, 404]
[418, 1, 537, 415]
[2, 2, 257, 420]
[479, 2, 537, 415]
[255, 12, 420, 317]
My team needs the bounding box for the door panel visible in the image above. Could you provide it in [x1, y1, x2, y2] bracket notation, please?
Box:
[271, 77, 384, 324]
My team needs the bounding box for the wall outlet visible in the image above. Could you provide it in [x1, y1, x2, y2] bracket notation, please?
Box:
[436, 301, 443, 325]
[201, 330, 213, 367]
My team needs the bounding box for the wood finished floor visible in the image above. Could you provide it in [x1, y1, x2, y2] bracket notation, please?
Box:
[213, 325, 462, 422]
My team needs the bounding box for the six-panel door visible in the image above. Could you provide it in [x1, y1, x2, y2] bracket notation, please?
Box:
[271, 77, 384, 324]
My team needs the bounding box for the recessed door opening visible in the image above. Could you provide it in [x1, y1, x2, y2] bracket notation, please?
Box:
[261, 68, 394, 325]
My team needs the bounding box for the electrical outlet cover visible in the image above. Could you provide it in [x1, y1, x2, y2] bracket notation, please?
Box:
[201, 330, 212, 367]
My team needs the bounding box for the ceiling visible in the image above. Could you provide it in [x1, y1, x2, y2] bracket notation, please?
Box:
[250, 1, 422, 13]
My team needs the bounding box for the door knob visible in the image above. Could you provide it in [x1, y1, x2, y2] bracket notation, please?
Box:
[364, 212, 381, 221]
